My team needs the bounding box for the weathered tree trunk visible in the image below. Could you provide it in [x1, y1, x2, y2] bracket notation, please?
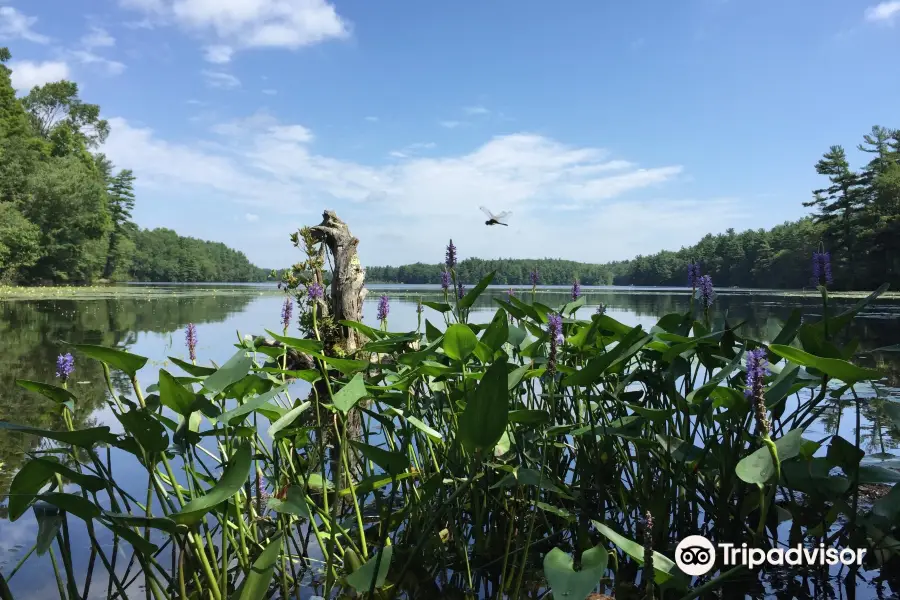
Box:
[309, 210, 368, 353]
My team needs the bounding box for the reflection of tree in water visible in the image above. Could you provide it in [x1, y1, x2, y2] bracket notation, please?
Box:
[0, 294, 255, 499]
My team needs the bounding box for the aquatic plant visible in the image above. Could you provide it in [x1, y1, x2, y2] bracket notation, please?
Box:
[1, 257, 894, 600]
[812, 250, 834, 287]
[280, 297, 293, 332]
[571, 279, 581, 301]
[308, 281, 324, 300]
[445, 239, 457, 269]
[54, 353, 74, 382]
[687, 261, 702, 288]
[185, 322, 197, 362]
[697, 274, 715, 308]
[377, 294, 390, 323]
[440, 270, 451, 291]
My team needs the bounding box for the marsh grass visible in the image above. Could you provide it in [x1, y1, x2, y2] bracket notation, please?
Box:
[0, 272, 898, 600]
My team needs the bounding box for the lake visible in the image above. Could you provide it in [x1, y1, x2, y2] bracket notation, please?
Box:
[1, 283, 899, 599]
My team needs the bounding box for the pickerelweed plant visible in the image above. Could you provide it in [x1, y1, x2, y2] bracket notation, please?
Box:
[1, 239, 897, 600]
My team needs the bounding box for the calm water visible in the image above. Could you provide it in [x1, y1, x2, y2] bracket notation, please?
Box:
[1, 283, 899, 599]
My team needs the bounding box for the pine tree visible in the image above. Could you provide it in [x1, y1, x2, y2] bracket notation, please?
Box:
[103, 169, 136, 278]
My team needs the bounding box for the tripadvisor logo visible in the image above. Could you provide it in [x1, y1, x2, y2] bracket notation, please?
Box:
[675, 535, 867, 576]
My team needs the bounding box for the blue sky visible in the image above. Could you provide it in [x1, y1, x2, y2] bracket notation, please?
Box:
[2, 0, 899, 268]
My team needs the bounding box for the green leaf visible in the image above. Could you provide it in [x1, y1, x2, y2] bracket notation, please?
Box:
[735, 429, 804, 485]
[8, 459, 57, 521]
[422, 301, 452, 313]
[72, 344, 148, 377]
[223, 375, 272, 401]
[267, 486, 313, 520]
[458, 271, 495, 309]
[267, 401, 311, 439]
[167, 356, 216, 376]
[458, 359, 509, 452]
[425, 319, 443, 342]
[0, 422, 117, 448]
[826, 435, 864, 474]
[481, 309, 510, 351]
[562, 326, 650, 387]
[311, 353, 370, 375]
[202, 350, 254, 395]
[101, 512, 180, 534]
[254, 368, 320, 383]
[16, 380, 76, 411]
[102, 521, 159, 556]
[158, 369, 197, 415]
[769, 344, 882, 384]
[263, 330, 323, 354]
[173, 444, 252, 525]
[592, 521, 681, 586]
[858, 466, 900, 484]
[332, 373, 368, 414]
[444, 324, 478, 361]
[38, 493, 101, 521]
[350, 441, 408, 476]
[218, 385, 288, 425]
[34, 505, 62, 556]
[406, 415, 443, 442]
[543, 545, 608, 600]
[235, 532, 284, 600]
[509, 409, 550, 426]
[346, 545, 393, 591]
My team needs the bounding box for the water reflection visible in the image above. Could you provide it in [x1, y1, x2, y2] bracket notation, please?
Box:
[0, 284, 898, 599]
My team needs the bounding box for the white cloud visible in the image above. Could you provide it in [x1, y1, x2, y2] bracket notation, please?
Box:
[101, 114, 706, 265]
[464, 105, 489, 116]
[202, 70, 240, 89]
[203, 44, 233, 63]
[0, 6, 50, 43]
[261, 88, 277, 95]
[70, 50, 127, 75]
[365, 116, 379, 122]
[81, 27, 116, 49]
[440, 120, 463, 129]
[245, 213, 259, 222]
[118, 0, 349, 59]
[8, 60, 71, 92]
[865, 1, 900, 22]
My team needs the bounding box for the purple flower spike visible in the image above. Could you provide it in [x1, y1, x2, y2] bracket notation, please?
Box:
[547, 313, 563, 376]
[508, 288, 515, 297]
[56, 353, 75, 381]
[281, 297, 293, 330]
[688, 262, 702, 288]
[746, 347, 771, 435]
[308, 281, 324, 300]
[457, 283, 466, 299]
[571, 279, 581, 301]
[445, 239, 457, 269]
[812, 251, 833, 287]
[185, 323, 197, 362]
[530, 269, 539, 287]
[441, 270, 451, 291]
[698, 275, 715, 309]
[377, 294, 390, 322]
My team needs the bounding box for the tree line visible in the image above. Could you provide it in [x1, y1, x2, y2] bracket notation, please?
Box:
[367, 125, 900, 291]
[0, 48, 269, 285]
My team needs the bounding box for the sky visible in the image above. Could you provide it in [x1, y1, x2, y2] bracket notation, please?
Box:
[1, 0, 899, 269]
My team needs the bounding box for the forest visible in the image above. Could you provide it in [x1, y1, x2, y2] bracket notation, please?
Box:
[368, 125, 900, 291]
[0, 48, 269, 285]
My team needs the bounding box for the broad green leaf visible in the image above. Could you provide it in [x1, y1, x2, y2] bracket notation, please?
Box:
[350, 441, 408, 476]
[481, 309, 510, 351]
[543, 545, 608, 600]
[491, 468, 572, 499]
[826, 435, 863, 473]
[509, 409, 550, 426]
[218, 385, 288, 425]
[507, 365, 528, 390]
[158, 369, 197, 415]
[593, 521, 681, 585]
[255, 368, 321, 383]
[267, 486, 313, 520]
[34, 505, 62, 556]
[458, 271, 495, 310]
[346, 545, 393, 591]
[444, 324, 478, 361]
[267, 401, 311, 439]
[101, 521, 158, 556]
[38, 492, 101, 521]
[858, 465, 900, 484]
[769, 344, 882, 384]
[101, 512, 180, 534]
[202, 350, 254, 395]
[72, 344, 148, 377]
[332, 373, 368, 414]
[311, 353, 370, 375]
[223, 375, 272, 401]
[562, 326, 650, 386]
[167, 356, 216, 376]
[422, 301, 452, 313]
[736, 429, 805, 485]
[561, 295, 586, 316]
[264, 330, 323, 354]
[458, 359, 509, 452]
[425, 319, 443, 343]
[8, 459, 57, 520]
[0, 422, 117, 448]
[235, 532, 284, 600]
[173, 444, 252, 525]
[406, 415, 443, 442]
[16, 380, 76, 411]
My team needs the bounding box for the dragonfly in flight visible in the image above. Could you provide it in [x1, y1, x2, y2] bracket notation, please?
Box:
[480, 206, 511, 227]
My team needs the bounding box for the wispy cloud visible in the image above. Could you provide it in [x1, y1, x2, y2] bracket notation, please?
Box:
[388, 142, 436, 159]
[464, 105, 489, 116]
[0, 6, 50, 44]
[245, 213, 260, 222]
[81, 26, 116, 49]
[865, 1, 900, 23]
[439, 120, 463, 129]
[202, 70, 241, 89]
[261, 88, 277, 95]
[203, 45, 233, 64]
[365, 116, 379, 122]
[118, 0, 350, 60]
[102, 113, 701, 265]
